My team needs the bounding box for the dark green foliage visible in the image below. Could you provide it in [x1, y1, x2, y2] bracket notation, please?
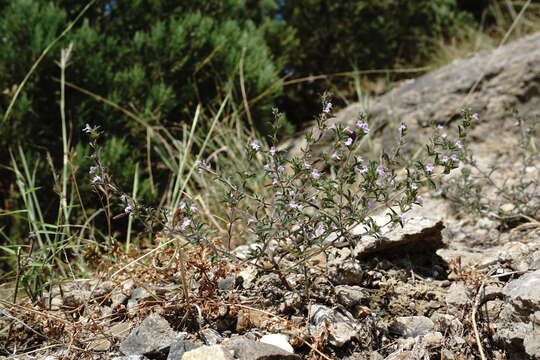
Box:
[281, 0, 470, 76]
[0, 0, 296, 233]
[277, 0, 473, 126]
[1, 0, 293, 141]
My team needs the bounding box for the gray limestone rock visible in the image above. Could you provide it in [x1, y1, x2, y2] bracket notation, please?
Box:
[119, 313, 185, 357]
[494, 321, 535, 357]
[200, 328, 222, 345]
[282, 32, 540, 159]
[390, 316, 435, 338]
[335, 285, 370, 308]
[127, 287, 153, 312]
[445, 282, 472, 314]
[225, 338, 300, 360]
[328, 260, 364, 286]
[218, 276, 239, 290]
[491, 271, 540, 358]
[167, 340, 200, 360]
[308, 304, 360, 347]
[503, 270, 540, 315]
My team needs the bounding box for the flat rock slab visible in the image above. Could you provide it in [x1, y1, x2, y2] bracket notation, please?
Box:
[351, 215, 445, 259]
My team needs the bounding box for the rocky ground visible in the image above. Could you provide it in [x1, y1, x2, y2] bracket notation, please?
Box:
[1, 33, 540, 360]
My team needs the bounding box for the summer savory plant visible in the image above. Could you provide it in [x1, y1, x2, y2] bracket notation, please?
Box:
[442, 109, 539, 227]
[85, 94, 473, 298]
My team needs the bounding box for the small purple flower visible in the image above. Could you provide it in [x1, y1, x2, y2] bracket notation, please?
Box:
[455, 140, 463, 149]
[344, 137, 353, 146]
[472, 113, 479, 121]
[356, 120, 369, 134]
[450, 154, 458, 161]
[269, 146, 277, 155]
[356, 156, 364, 163]
[441, 155, 449, 163]
[441, 133, 448, 139]
[179, 201, 186, 211]
[180, 217, 191, 230]
[357, 165, 368, 174]
[311, 169, 321, 179]
[303, 161, 311, 169]
[323, 102, 333, 114]
[376, 166, 385, 178]
[425, 163, 434, 172]
[331, 152, 341, 160]
[195, 160, 209, 173]
[83, 123, 93, 133]
[410, 183, 418, 190]
[190, 204, 198, 212]
[124, 205, 133, 214]
[399, 123, 407, 133]
[89, 166, 97, 175]
[250, 140, 261, 151]
[277, 165, 285, 173]
[314, 223, 325, 238]
[289, 201, 300, 209]
[367, 200, 375, 208]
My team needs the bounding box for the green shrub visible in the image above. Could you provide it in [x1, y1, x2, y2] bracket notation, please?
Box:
[276, 0, 474, 125]
[0, 0, 296, 237]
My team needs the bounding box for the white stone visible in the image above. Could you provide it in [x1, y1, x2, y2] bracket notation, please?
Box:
[182, 345, 234, 360]
[260, 334, 294, 353]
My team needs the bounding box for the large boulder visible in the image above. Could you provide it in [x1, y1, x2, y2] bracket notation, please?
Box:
[284, 31, 540, 157]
